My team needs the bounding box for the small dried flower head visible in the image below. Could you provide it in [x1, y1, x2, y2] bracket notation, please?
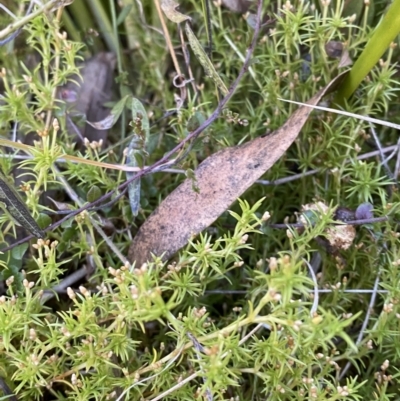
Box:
[262, 211, 271, 222]
[276, 384, 285, 393]
[97, 283, 108, 296]
[193, 306, 207, 318]
[293, 320, 303, 331]
[381, 359, 390, 371]
[239, 234, 249, 244]
[37, 129, 48, 137]
[106, 391, 117, 400]
[310, 385, 318, 398]
[6, 276, 14, 287]
[52, 118, 60, 131]
[269, 257, 278, 271]
[30, 354, 40, 366]
[337, 386, 349, 396]
[23, 279, 35, 289]
[348, 13, 357, 23]
[29, 328, 37, 341]
[67, 287, 76, 300]
[32, 238, 45, 250]
[79, 286, 91, 298]
[61, 326, 71, 337]
[130, 285, 139, 299]
[272, 292, 281, 302]
[71, 373, 78, 385]
[233, 261, 244, 268]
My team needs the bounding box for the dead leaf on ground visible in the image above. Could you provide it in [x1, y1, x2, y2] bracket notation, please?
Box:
[161, 0, 191, 23]
[59, 52, 116, 145]
[128, 72, 348, 266]
[222, 0, 253, 13]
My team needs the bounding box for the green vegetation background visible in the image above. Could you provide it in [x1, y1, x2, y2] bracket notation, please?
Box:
[0, 0, 399, 400]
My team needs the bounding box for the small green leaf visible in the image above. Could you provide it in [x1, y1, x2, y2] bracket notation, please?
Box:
[185, 23, 229, 96]
[87, 185, 102, 203]
[187, 111, 206, 132]
[11, 242, 29, 260]
[37, 213, 52, 230]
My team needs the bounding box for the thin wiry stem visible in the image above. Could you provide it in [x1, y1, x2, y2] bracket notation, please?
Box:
[339, 268, 381, 380]
[154, 0, 182, 76]
[187, 332, 213, 401]
[0, 0, 60, 41]
[269, 216, 389, 229]
[368, 122, 394, 179]
[0, 1, 34, 46]
[0, 4, 17, 19]
[53, 165, 129, 265]
[304, 259, 319, 316]
[40, 265, 90, 303]
[148, 373, 199, 401]
[205, 289, 389, 295]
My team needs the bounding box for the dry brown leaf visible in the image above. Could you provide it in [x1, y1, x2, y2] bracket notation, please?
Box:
[161, 0, 191, 23]
[222, 0, 253, 13]
[128, 73, 347, 266]
[60, 52, 116, 145]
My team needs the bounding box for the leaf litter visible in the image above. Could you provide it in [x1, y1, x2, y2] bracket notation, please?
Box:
[128, 72, 348, 266]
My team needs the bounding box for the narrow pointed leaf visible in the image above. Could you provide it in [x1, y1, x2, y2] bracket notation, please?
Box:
[128, 73, 347, 265]
[126, 98, 150, 216]
[0, 171, 45, 238]
[185, 23, 229, 96]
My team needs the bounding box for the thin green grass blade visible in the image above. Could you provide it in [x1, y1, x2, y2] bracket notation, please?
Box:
[334, 0, 400, 105]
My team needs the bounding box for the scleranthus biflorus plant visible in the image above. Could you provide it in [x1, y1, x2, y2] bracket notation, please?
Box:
[0, 199, 365, 400]
[0, 0, 399, 400]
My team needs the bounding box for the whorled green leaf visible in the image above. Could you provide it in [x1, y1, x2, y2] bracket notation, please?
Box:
[185, 23, 229, 96]
[0, 171, 45, 238]
[161, 0, 191, 23]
